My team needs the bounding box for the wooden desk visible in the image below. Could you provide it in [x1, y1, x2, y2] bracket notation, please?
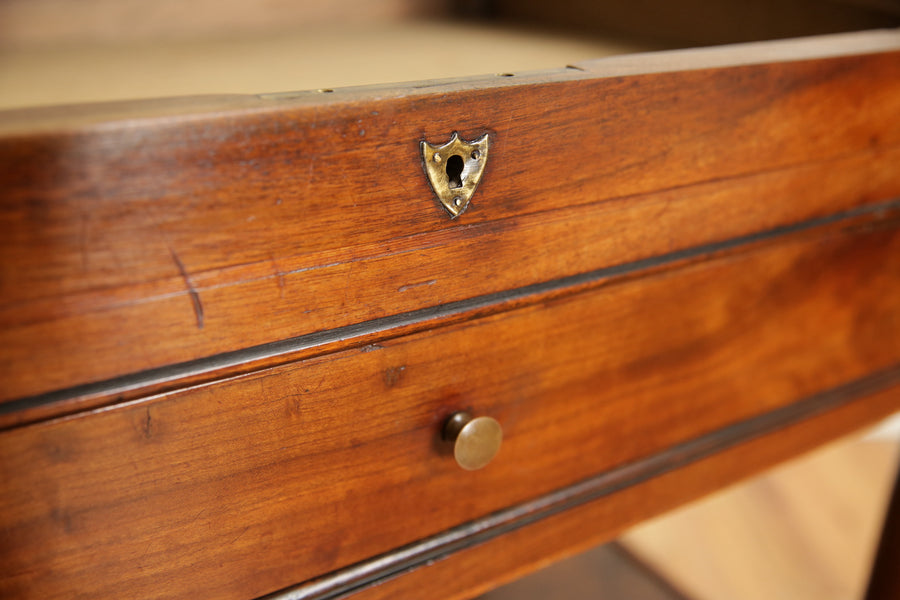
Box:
[1, 22, 899, 600]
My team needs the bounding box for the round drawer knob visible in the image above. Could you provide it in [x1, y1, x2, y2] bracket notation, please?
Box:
[443, 412, 503, 471]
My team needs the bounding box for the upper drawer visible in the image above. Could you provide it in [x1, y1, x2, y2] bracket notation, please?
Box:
[2, 31, 900, 404]
[3, 219, 900, 600]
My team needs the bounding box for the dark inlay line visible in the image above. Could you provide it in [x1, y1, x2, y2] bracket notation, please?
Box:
[259, 364, 900, 600]
[5, 198, 900, 417]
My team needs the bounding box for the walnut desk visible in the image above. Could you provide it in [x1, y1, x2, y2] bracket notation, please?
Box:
[2, 29, 900, 600]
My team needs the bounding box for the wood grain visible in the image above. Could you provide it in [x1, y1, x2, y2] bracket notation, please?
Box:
[2, 32, 899, 403]
[345, 388, 900, 600]
[266, 370, 900, 600]
[3, 195, 897, 431]
[2, 221, 900, 600]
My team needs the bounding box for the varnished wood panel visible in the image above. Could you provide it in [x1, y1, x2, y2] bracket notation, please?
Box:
[3, 221, 900, 600]
[2, 32, 899, 402]
[5, 180, 899, 429]
[345, 388, 900, 600]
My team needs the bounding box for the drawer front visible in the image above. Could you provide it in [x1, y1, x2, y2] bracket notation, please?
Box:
[3, 220, 900, 599]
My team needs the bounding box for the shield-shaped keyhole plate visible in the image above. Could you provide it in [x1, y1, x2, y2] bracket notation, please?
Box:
[421, 132, 489, 217]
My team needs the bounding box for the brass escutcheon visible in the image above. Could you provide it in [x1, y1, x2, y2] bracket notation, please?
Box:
[421, 132, 489, 218]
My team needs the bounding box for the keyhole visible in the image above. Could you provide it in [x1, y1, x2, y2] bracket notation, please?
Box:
[446, 155, 464, 189]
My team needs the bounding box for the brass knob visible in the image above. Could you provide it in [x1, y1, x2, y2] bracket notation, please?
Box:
[443, 412, 503, 471]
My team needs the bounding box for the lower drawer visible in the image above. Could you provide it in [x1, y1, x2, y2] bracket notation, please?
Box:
[2, 221, 900, 599]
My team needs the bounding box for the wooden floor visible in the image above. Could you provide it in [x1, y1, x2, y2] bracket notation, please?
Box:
[482, 415, 900, 600]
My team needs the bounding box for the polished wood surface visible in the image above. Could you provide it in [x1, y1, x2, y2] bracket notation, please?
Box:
[3, 216, 900, 599]
[1, 31, 898, 408]
[2, 30, 900, 600]
[345, 389, 900, 600]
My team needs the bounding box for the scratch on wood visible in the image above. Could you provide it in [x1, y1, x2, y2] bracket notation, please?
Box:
[341, 262, 354, 307]
[271, 254, 286, 299]
[651, 196, 674, 221]
[79, 213, 89, 272]
[230, 527, 250, 545]
[188, 508, 209, 526]
[302, 374, 327, 395]
[304, 106, 319, 197]
[502, 111, 514, 141]
[383, 365, 406, 387]
[306, 156, 316, 198]
[138, 541, 154, 562]
[141, 407, 153, 438]
[499, 111, 515, 180]
[170, 247, 204, 329]
[398, 279, 437, 292]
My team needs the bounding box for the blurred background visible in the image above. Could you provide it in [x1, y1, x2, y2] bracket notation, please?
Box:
[1, 0, 898, 109]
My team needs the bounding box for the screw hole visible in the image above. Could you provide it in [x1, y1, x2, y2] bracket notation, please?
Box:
[471, 150, 480, 160]
[454, 197, 462, 207]
[446, 154, 464, 189]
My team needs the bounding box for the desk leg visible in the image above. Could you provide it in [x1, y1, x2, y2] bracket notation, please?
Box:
[866, 457, 900, 600]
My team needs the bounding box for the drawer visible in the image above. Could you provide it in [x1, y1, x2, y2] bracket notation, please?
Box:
[3, 218, 900, 600]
